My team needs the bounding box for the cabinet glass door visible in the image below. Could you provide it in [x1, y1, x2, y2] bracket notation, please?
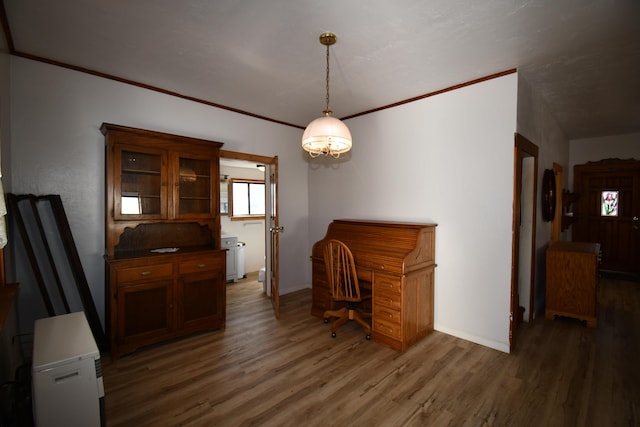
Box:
[176, 154, 214, 217]
[116, 146, 167, 220]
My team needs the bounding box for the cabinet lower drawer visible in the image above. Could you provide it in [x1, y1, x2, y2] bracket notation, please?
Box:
[373, 304, 401, 324]
[373, 273, 402, 293]
[374, 289, 401, 310]
[373, 317, 401, 339]
[117, 263, 173, 284]
[179, 256, 224, 275]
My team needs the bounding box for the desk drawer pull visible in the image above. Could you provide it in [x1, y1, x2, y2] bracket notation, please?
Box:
[140, 271, 151, 276]
[379, 310, 394, 319]
[375, 322, 395, 334]
[377, 279, 401, 292]
[380, 324, 392, 333]
[374, 290, 401, 309]
[197, 263, 206, 269]
[374, 306, 401, 323]
[374, 318, 401, 338]
[379, 296, 395, 305]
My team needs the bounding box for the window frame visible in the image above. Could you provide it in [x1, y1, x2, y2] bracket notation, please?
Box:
[229, 178, 266, 220]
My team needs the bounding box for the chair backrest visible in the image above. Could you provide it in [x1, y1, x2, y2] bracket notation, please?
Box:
[323, 239, 361, 302]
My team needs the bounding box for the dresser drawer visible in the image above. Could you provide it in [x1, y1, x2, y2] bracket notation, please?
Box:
[116, 263, 173, 284]
[374, 289, 401, 310]
[373, 317, 401, 339]
[374, 304, 401, 324]
[374, 273, 401, 293]
[178, 256, 223, 275]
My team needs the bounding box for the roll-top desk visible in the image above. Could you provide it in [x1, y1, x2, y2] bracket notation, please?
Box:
[311, 219, 437, 352]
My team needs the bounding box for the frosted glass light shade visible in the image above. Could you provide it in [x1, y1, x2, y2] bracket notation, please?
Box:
[301, 115, 352, 157]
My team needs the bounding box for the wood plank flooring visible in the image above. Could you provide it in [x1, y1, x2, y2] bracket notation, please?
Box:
[103, 275, 639, 426]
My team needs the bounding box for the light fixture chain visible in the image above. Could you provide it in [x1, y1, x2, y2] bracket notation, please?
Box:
[301, 32, 351, 158]
[325, 42, 331, 113]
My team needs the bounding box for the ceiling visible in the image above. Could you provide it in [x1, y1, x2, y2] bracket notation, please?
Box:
[3, 0, 640, 140]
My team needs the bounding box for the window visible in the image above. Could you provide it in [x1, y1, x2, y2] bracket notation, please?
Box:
[230, 179, 265, 219]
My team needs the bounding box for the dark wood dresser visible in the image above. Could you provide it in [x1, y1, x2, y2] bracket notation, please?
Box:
[311, 219, 437, 351]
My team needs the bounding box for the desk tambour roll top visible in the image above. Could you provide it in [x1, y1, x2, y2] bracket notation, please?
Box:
[311, 219, 437, 351]
[313, 220, 436, 274]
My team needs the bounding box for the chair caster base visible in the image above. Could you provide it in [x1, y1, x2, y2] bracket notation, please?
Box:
[366, 334, 371, 340]
[324, 318, 329, 324]
[331, 332, 337, 338]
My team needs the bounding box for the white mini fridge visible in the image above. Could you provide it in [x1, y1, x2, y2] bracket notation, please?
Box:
[32, 312, 105, 427]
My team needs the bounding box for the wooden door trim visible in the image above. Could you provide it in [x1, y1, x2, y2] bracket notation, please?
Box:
[220, 150, 280, 318]
[575, 157, 639, 172]
[510, 133, 539, 352]
[550, 163, 563, 242]
[268, 158, 280, 318]
[220, 150, 274, 164]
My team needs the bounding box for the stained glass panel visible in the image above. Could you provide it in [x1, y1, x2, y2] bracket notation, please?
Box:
[601, 191, 618, 216]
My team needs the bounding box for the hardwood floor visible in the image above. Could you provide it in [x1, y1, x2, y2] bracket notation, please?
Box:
[103, 275, 639, 426]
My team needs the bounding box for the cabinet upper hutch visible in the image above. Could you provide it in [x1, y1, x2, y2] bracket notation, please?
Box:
[103, 123, 224, 255]
[102, 123, 226, 358]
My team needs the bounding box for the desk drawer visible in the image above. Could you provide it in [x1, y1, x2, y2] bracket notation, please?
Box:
[373, 317, 401, 339]
[357, 268, 373, 283]
[374, 289, 401, 310]
[374, 273, 401, 293]
[117, 263, 173, 284]
[374, 305, 401, 324]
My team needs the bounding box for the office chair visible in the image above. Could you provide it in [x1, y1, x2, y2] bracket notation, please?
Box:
[322, 239, 371, 340]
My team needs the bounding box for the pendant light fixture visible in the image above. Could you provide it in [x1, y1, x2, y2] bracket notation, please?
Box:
[302, 32, 352, 158]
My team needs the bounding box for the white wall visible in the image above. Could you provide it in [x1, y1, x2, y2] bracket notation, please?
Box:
[516, 75, 570, 317]
[9, 57, 309, 333]
[569, 132, 640, 183]
[308, 74, 518, 352]
[0, 30, 21, 388]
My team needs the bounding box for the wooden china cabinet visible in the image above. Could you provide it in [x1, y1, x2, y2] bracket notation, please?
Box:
[102, 123, 226, 359]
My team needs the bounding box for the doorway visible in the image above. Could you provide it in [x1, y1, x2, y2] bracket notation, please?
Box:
[510, 133, 539, 351]
[220, 150, 280, 318]
[572, 159, 640, 276]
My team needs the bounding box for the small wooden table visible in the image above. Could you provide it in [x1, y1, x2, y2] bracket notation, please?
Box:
[545, 241, 600, 327]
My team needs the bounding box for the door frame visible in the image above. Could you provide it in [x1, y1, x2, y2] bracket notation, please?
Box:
[510, 133, 539, 351]
[220, 150, 279, 318]
[265, 158, 280, 318]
